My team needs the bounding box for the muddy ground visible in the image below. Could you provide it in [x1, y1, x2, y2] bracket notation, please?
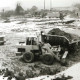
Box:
[0, 17, 80, 78]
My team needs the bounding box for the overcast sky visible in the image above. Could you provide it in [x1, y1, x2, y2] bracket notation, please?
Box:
[0, 0, 80, 10]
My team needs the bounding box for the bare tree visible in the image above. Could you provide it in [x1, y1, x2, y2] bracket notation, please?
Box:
[31, 6, 38, 12]
[30, 6, 38, 16]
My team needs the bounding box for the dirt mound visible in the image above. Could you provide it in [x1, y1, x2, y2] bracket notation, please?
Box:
[48, 28, 80, 42]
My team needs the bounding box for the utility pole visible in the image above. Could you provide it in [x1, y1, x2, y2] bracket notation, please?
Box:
[42, 0, 46, 18]
[50, 0, 52, 11]
[44, 0, 45, 10]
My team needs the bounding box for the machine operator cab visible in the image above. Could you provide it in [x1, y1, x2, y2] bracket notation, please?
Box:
[16, 33, 39, 55]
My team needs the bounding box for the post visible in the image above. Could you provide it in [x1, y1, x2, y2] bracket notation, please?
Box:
[50, 0, 52, 11]
[44, 0, 45, 10]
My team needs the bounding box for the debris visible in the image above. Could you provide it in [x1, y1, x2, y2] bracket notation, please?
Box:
[53, 75, 73, 80]
[3, 68, 14, 77]
[26, 70, 34, 78]
[15, 72, 25, 80]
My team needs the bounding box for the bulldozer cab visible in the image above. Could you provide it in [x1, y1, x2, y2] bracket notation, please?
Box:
[24, 37, 39, 52]
[16, 34, 40, 53]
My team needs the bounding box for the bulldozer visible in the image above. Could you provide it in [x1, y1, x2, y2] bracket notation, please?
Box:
[16, 31, 69, 65]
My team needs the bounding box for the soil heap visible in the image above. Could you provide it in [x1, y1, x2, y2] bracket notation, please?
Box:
[48, 28, 80, 43]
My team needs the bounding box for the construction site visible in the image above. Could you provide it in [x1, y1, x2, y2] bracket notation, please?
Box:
[0, 0, 80, 80]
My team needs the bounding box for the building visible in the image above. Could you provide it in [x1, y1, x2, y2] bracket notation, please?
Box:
[46, 12, 60, 18]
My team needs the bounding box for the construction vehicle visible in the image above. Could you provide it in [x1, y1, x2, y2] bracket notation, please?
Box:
[16, 31, 70, 65]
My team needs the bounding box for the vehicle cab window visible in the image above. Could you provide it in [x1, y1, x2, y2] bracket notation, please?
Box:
[32, 37, 37, 45]
[26, 37, 37, 45]
[26, 38, 31, 45]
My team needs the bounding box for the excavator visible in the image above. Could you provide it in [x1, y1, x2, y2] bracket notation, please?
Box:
[16, 31, 69, 65]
